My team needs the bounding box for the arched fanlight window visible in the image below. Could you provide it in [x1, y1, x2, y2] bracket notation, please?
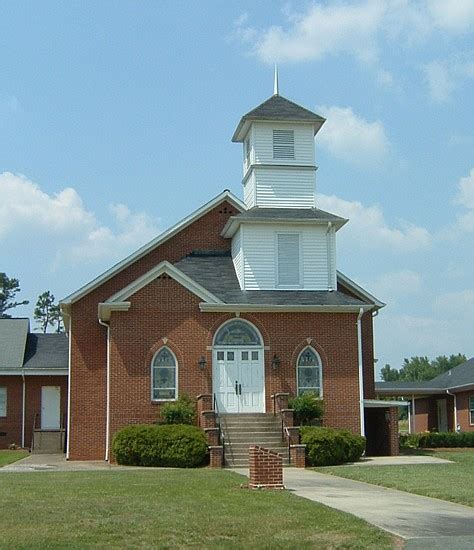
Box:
[297, 347, 322, 397]
[214, 320, 262, 347]
[152, 347, 177, 400]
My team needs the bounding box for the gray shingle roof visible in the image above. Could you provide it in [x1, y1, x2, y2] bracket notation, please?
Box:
[233, 207, 346, 222]
[0, 318, 29, 370]
[174, 252, 371, 307]
[23, 333, 69, 370]
[375, 358, 474, 394]
[232, 94, 325, 141]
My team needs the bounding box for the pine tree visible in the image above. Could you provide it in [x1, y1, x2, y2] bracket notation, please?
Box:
[0, 272, 29, 318]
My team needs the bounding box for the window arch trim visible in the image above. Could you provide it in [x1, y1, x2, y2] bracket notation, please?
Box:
[151, 346, 178, 402]
[296, 346, 323, 397]
[213, 319, 263, 347]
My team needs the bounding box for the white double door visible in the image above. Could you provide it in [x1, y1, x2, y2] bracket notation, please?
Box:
[213, 348, 264, 413]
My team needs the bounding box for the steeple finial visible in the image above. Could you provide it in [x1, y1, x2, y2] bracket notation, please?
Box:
[273, 64, 279, 95]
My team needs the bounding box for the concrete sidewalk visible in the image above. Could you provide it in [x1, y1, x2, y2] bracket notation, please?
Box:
[1, 453, 114, 472]
[233, 467, 474, 544]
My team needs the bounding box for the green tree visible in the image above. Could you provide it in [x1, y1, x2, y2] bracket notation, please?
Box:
[34, 291, 63, 333]
[380, 364, 400, 381]
[0, 272, 29, 318]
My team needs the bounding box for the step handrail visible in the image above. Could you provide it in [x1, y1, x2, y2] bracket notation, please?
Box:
[31, 412, 39, 450]
[284, 426, 291, 465]
[212, 394, 225, 466]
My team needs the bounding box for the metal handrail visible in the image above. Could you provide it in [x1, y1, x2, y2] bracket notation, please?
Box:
[284, 426, 291, 465]
[212, 394, 225, 466]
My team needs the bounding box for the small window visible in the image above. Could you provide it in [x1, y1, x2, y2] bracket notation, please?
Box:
[241, 351, 249, 361]
[470, 396, 474, 425]
[214, 320, 262, 346]
[0, 387, 6, 417]
[251, 351, 259, 361]
[152, 348, 177, 400]
[217, 351, 224, 361]
[277, 233, 301, 287]
[273, 129, 294, 159]
[297, 347, 322, 397]
[227, 352, 235, 361]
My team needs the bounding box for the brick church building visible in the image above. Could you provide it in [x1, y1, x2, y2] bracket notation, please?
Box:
[53, 87, 399, 461]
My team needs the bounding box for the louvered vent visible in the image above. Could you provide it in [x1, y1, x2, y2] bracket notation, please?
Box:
[277, 233, 300, 287]
[273, 129, 295, 159]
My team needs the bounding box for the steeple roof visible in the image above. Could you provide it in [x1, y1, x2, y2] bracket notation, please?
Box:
[232, 94, 326, 142]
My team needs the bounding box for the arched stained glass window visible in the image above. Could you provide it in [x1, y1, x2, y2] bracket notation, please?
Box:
[297, 347, 322, 397]
[214, 320, 262, 346]
[152, 347, 177, 400]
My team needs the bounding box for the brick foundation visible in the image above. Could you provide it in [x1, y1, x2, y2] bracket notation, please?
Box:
[249, 445, 284, 489]
[209, 445, 223, 468]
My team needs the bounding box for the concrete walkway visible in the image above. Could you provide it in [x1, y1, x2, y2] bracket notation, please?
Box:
[233, 467, 474, 544]
[1, 453, 115, 472]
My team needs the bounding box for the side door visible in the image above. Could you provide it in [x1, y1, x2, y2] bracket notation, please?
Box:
[214, 350, 239, 413]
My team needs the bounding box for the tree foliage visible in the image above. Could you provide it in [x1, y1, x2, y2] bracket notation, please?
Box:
[381, 354, 467, 382]
[34, 291, 63, 333]
[0, 272, 29, 318]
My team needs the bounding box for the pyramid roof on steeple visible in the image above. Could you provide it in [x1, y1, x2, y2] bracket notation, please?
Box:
[232, 94, 325, 142]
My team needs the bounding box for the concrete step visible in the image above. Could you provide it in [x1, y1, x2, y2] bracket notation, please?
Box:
[32, 430, 65, 454]
[223, 426, 282, 433]
[224, 438, 284, 447]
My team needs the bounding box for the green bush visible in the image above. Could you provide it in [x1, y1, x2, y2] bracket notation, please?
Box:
[289, 393, 324, 425]
[301, 426, 366, 466]
[160, 395, 196, 425]
[400, 431, 474, 450]
[112, 424, 208, 468]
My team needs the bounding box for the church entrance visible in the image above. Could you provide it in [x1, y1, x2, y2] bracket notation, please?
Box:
[212, 320, 265, 414]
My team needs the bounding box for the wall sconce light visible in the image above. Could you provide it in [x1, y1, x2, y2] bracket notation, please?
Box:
[198, 356, 207, 370]
[271, 354, 281, 370]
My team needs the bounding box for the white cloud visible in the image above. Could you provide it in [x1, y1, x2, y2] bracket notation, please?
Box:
[371, 270, 422, 300]
[434, 289, 474, 316]
[454, 168, 474, 232]
[422, 60, 456, 102]
[316, 105, 390, 164]
[318, 193, 431, 252]
[0, 172, 160, 265]
[237, 2, 385, 64]
[428, 0, 474, 33]
[376, 69, 395, 87]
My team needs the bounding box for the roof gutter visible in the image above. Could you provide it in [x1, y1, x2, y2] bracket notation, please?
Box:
[357, 307, 365, 437]
[98, 317, 111, 462]
[199, 303, 373, 313]
[446, 389, 459, 432]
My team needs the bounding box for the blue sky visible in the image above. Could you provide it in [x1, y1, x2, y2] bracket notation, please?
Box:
[1, 1, 474, 374]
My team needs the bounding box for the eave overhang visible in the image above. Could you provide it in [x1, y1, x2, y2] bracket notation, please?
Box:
[199, 303, 373, 313]
[363, 399, 409, 408]
[375, 387, 446, 396]
[221, 216, 348, 239]
[232, 117, 325, 143]
[0, 369, 68, 376]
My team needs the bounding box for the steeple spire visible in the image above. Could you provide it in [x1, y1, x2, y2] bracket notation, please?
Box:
[273, 64, 279, 96]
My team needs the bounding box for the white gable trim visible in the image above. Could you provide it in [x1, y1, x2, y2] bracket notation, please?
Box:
[337, 271, 385, 309]
[61, 190, 245, 306]
[199, 303, 372, 313]
[98, 262, 223, 322]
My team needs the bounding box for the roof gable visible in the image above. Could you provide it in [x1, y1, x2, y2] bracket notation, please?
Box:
[61, 190, 245, 308]
[0, 318, 29, 370]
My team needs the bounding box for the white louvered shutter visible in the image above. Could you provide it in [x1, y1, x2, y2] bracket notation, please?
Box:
[277, 233, 300, 286]
[273, 129, 295, 159]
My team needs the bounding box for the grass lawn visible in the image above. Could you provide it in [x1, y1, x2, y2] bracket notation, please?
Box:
[0, 469, 396, 549]
[0, 449, 29, 467]
[315, 450, 474, 508]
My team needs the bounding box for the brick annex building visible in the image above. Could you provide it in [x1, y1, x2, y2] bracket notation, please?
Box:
[1, 87, 402, 460]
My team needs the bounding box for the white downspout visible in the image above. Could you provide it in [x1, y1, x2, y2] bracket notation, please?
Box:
[326, 222, 334, 291]
[98, 318, 110, 462]
[407, 398, 411, 434]
[411, 395, 416, 433]
[66, 317, 72, 459]
[357, 307, 365, 436]
[446, 389, 458, 432]
[21, 373, 26, 448]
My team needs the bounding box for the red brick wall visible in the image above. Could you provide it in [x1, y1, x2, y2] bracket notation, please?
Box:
[68, 199, 373, 460]
[0, 376, 23, 449]
[0, 375, 67, 450]
[454, 391, 474, 432]
[68, 201, 238, 460]
[249, 446, 283, 488]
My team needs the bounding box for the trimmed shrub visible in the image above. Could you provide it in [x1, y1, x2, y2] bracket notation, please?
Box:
[301, 426, 366, 466]
[400, 431, 474, 450]
[289, 393, 324, 425]
[160, 395, 196, 425]
[112, 424, 208, 468]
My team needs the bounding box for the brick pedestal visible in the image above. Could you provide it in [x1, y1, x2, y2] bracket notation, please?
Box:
[204, 427, 219, 446]
[201, 410, 216, 429]
[272, 393, 289, 414]
[209, 446, 223, 468]
[281, 409, 294, 427]
[286, 426, 300, 444]
[197, 395, 213, 427]
[290, 444, 306, 468]
[249, 446, 284, 489]
[387, 407, 399, 456]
